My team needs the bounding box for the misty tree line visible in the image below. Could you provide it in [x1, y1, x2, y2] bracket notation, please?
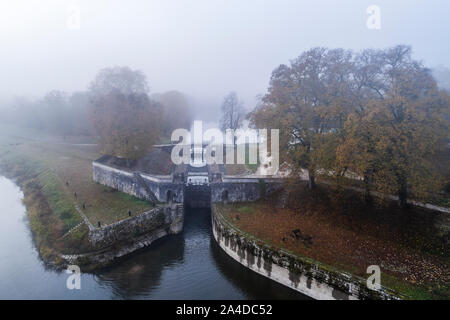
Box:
[0, 67, 192, 147]
[1, 46, 449, 208]
[247, 45, 450, 208]
[1, 90, 91, 137]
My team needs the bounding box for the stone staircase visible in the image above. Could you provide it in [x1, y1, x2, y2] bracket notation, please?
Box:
[133, 172, 158, 204]
[60, 221, 85, 239]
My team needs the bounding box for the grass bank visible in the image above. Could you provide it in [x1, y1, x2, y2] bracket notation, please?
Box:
[0, 125, 156, 267]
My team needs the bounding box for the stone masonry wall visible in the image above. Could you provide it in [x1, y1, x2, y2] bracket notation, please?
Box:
[93, 162, 183, 203]
[212, 204, 403, 300]
[62, 204, 184, 270]
[211, 178, 282, 203]
[94, 160, 283, 205]
[89, 205, 184, 250]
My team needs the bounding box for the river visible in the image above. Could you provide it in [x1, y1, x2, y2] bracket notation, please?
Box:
[0, 176, 308, 299]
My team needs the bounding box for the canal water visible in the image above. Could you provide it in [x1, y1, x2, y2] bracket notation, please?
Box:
[0, 176, 308, 299]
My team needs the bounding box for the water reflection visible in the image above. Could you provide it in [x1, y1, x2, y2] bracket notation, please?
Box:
[94, 233, 186, 299]
[209, 238, 311, 300]
[0, 176, 308, 300]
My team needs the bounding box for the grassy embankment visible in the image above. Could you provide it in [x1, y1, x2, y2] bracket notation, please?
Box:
[224, 143, 259, 175]
[0, 125, 155, 264]
[218, 184, 449, 300]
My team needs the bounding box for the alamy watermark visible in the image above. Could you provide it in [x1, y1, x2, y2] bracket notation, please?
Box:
[366, 265, 381, 290]
[67, 5, 81, 30]
[366, 5, 381, 30]
[170, 121, 279, 175]
[66, 265, 81, 290]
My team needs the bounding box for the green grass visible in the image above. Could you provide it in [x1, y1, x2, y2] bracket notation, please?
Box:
[39, 171, 80, 230]
[0, 123, 162, 260]
[380, 273, 449, 300]
[0, 145, 82, 249]
[246, 163, 258, 173]
[244, 143, 259, 173]
[318, 171, 450, 209]
[0, 147, 80, 230]
[0, 124, 158, 225]
[237, 206, 255, 214]
[118, 191, 151, 205]
[0, 124, 155, 225]
[428, 192, 450, 208]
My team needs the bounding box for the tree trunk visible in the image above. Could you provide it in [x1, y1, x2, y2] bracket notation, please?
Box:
[308, 170, 315, 189]
[363, 171, 373, 206]
[398, 178, 408, 209]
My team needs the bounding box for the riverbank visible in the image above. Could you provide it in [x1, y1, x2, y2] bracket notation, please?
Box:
[213, 185, 449, 300]
[0, 159, 183, 271]
[0, 180, 306, 299]
[61, 204, 184, 271]
[0, 125, 177, 270]
[212, 204, 403, 300]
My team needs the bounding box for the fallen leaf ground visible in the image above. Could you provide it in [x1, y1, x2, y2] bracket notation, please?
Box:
[220, 184, 449, 299]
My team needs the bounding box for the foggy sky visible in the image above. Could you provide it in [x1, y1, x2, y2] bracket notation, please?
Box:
[1, 0, 450, 120]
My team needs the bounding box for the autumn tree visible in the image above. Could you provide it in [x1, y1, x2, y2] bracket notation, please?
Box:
[89, 66, 160, 160]
[220, 91, 245, 132]
[249, 45, 449, 206]
[337, 46, 450, 207]
[249, 48, 356, 189]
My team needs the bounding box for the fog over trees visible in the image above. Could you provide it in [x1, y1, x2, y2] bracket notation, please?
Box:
[0, 67, 192, 151]
[0, 2, 449, 303]
[0, 90, 91, 137]
[88, 66, 160, 159]
[248, 45, 450, 207]
[151, 90, 193, 141]
[0, 1, 448, 209]
[432, 66, 450, 92]
[2, 1, 450, 121]
[0, 46, 448, 204]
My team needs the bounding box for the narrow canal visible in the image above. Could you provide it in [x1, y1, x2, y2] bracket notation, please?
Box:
[0, 176, 308, 299]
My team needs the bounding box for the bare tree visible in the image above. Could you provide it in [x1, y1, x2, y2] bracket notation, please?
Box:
[220, 91, 245, 132]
